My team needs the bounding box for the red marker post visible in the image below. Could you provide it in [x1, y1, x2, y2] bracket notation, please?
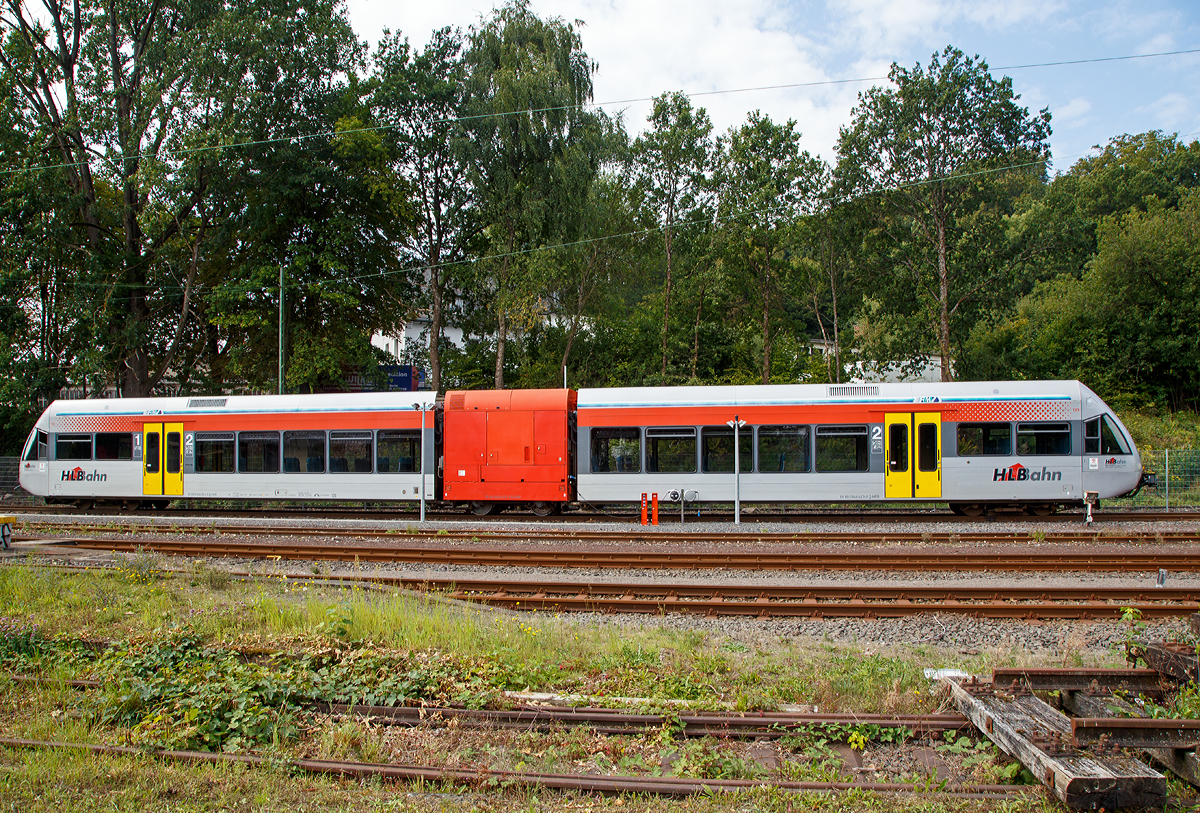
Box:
[651, 493, 659, 526]
[641, 493, 648, 525]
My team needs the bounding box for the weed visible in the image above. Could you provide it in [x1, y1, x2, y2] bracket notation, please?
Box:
[1032, 530, 1047, 544]
[194, 564, 232, 590]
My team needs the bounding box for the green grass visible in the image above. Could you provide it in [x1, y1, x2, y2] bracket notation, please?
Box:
[0, 559, 1170, 811]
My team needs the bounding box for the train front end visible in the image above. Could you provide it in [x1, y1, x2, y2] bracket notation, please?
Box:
[17, 408, 51, 499]
[1079, 385, 1145, 500]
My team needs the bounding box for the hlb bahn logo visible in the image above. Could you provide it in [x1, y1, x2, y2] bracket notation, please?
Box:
[62, 467, 106, 482]
[994, 463, 1061, 482]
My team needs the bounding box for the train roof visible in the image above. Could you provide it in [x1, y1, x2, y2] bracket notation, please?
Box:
[576, 380, 1091, 409]
[43, 390, 438, 418]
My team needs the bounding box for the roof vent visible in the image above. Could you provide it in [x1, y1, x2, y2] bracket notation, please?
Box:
[447, 393, 465, 411]
[827, 385, 879, 398]
[187, 398, 227, 408]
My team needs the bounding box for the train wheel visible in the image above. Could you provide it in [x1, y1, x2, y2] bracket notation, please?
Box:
[958, 504, 985, 517]
[469, 502, 495, 516]
[1028, 504, 1056, 517]
[122, 499, 140, 512]
[948, 503, 965, 516]
[530, 502, 556, 517]
[74, 499, 94, 510]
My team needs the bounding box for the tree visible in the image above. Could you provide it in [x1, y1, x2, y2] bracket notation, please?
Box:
[375, 27, 478, 393]
[631, 91, 713, 378]
[835, 46, 1051, 381]
[462, 0, 599, 389]
[714, 111, 825, 384]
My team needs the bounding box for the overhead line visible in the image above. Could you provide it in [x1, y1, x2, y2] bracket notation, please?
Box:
[0, 46, 1196, 179]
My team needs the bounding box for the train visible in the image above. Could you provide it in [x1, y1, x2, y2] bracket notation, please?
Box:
[17, 380, 1150, 516]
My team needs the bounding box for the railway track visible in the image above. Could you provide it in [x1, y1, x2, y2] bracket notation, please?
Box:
[43, 535, 1200, 573]
[14, 520, 1200, 547]
[238, 571, 1200, 619]
[6, 503, 1198, 523]
[29, 555, 1200, 619]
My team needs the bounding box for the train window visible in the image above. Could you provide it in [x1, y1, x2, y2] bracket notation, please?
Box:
[330, 431, 373, 473]
[37, 430, 47, 460]
[377, 430, 420, 473]
[22, 429, 45, 461]
[1016, 422, 1071, 456]
[918, 424, 938, 472]
[887, 424, 908, 472]
[757, 426, 810, 472]
[956, 423, 1011, 456]
[145, 432, 160, 473]
[56, 434, 92, 461]
[646, 427, 696, 473]
[1101, 416, 1131, 455]
[238, 431, 280, 473]
[815, 426, 869, 472]
[95, 433, 133, 460]
[590, 428, 641, 473]
[284, 431, 326, 473]
[195, 433, 235, 473]
[1084, 418, 1100, 454]
[166, 432, 181, 474]
[701, 427, 752, 473]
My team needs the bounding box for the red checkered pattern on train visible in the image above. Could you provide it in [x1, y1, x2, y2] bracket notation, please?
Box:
[952, 402, 1070, 422]
[54, 416, 143, 432]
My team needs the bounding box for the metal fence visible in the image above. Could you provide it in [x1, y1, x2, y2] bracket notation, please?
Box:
[0, 452, 1196, 509]
[0, 457, 31, 504]
[1120, 450, 1200, 510]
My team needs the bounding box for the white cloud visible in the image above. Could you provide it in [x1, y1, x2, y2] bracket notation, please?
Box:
[1054, 97, 1092, 128]
[1138, 92, 1191, 129]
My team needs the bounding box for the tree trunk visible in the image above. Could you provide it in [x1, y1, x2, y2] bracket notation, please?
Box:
[429, 264, 443, 393]
[761, 263, 771, 385]
[937, 212, 952, 382]
[690, 282, 704, 379]
[660, 219, 673, 378]
[494, 310, 507, 389]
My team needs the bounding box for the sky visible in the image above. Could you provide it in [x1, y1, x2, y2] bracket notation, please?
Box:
[343, 0, 1200, 172]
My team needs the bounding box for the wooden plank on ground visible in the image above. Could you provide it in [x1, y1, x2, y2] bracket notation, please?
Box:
[993, 667, 1163, 695]
[1062, 690, 1200, 788]
[1134, 641, 1200, 684]
[945, 677, 1165, 809]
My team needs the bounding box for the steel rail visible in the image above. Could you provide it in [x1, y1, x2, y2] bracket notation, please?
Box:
[9, 504, 1199, 523]
[0, 675, 970, 737]
[0, 738, 1030, 799]
[319, 703, 971, 738]
[17, 521, 1200, 546]
[53, 536, 1200, 572]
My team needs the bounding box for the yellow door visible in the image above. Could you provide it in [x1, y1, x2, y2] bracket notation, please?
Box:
[164, 422, 184, 496]
[914, 414, 942, 499]
[884, 413, 912, 498]
[143, 423, 163, 495]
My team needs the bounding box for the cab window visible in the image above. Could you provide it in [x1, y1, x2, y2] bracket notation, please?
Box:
[1086, 415, 1130, 455]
